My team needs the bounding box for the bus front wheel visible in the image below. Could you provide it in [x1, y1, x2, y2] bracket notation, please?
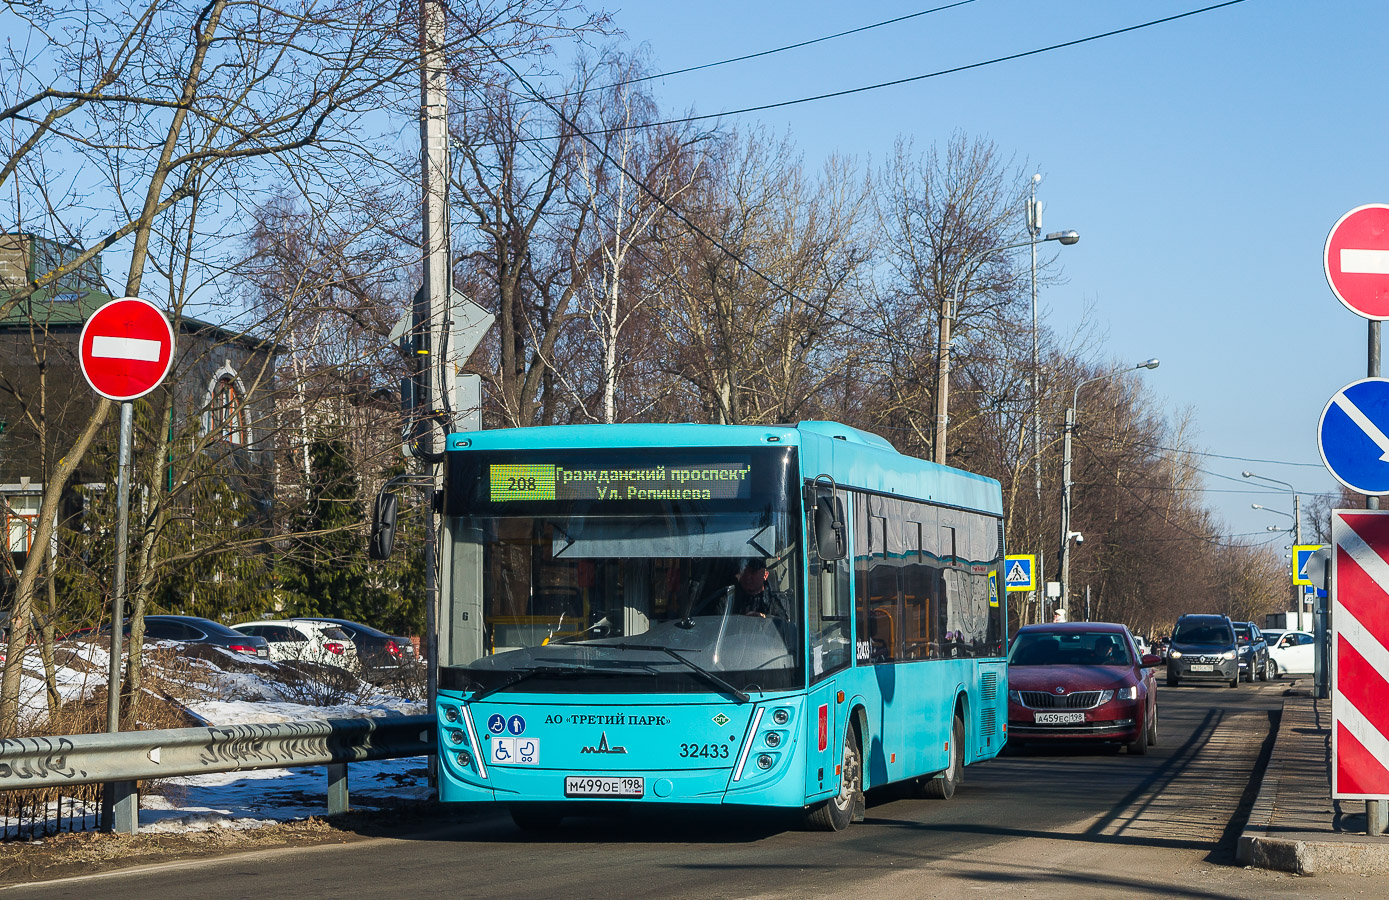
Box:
[805, 724, 863, 832]
[922, 713, 964, 800]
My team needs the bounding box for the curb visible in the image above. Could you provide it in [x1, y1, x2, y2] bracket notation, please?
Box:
[1236, 693, 1389, 874]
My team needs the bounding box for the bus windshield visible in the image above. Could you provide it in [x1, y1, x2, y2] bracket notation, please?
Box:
[444, 447, 803, 695]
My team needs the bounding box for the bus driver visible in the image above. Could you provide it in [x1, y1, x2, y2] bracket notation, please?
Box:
[729, 558, 791, 619]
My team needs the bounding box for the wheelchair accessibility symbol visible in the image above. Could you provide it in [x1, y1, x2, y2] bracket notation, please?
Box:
[487, 714, 506, 734]
[490, 737, 540, 766]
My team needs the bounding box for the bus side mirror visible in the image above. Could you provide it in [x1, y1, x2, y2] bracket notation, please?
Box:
[369, 491, 399, 560]
[815, 494, 846, 562]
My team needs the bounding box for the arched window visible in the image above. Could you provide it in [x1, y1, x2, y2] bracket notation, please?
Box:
[209, 375, 247, 445]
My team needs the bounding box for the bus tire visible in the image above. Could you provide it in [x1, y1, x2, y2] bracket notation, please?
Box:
[923, 713, 964, 800]
[805, 723, 862, 832]
[510, 803, 564, 832]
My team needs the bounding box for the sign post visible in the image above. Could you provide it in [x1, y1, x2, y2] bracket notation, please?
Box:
[1324, 205, 1389, 836]
[79, 297, 173, 834]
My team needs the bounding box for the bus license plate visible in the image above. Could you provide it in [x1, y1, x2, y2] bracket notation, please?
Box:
[1190, 664, 1214, 672]
[564, 776, 644, 798]
[1034, 711, 1085, 725]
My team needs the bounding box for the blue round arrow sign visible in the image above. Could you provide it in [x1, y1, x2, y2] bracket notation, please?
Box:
[1318, 377, 1389, 495]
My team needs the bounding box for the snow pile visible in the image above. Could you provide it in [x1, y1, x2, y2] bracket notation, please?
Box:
[7, 637, 431, 834]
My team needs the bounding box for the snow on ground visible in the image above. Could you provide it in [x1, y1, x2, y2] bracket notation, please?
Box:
[189, 696, 423, 725]
[140, 755, 432, 833]
[7, 637, 432, 835]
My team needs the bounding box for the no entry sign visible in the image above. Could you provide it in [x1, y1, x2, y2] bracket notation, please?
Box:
[1331, 510, 1389, 799]
[1325, 204, 1389, 320]
[78, 297, 174, 401]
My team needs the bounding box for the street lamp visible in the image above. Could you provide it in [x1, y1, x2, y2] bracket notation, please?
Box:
[1243, 471, 1305, 617]
[1057, 358, 1160, 610]
[1251, 503, 1293, 520]
[933, 229, 1081, 465]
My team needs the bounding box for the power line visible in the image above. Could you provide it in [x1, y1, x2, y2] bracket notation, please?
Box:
[460, 25, 896, 347]
[578, 1, 979, 94]
[506, 0, 1249, 143]
[1076, 426, 1325, 469]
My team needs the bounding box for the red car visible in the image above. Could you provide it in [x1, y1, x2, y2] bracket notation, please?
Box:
[1006, 622, 1161, 754]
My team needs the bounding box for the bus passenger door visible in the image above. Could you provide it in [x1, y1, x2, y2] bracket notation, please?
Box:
[805, 481, 850, 799]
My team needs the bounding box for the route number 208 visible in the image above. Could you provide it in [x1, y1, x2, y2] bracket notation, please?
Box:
[506, 476, 539, 492]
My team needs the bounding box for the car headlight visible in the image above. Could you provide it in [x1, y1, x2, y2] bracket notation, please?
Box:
[1115, 685, 1137, 700]
[1008, 690, 1023, 704]
[1169, 650, 1182, 659]
[1222, 650, 1236, 660]
[1098, 690, 1114, 704]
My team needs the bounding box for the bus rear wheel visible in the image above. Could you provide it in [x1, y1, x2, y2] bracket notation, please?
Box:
[805, 724, 862, 832]
[922, 713, 964, 799]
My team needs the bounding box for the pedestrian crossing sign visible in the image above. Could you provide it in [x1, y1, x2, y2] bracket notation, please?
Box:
[1293, 544, 1325, 586]
[989, 572, 999, 607]
[1005, 554, 1036, 592]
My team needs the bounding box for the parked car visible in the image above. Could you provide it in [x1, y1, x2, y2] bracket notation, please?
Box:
[291, 617, 416, 680]
[1006, 622, 1161, 754]
[1233, 621, 1271, 682]
[233, 620, 360, 671]
[1267, 629, 1316, 676]
[104, 615, 270, 659]
[1166, 614, 1239, 688]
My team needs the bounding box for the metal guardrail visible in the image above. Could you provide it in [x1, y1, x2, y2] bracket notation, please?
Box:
[0, 716, 435, 835]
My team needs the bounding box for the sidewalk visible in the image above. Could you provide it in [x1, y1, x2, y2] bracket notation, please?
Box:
[1237, 689, 1389, 874]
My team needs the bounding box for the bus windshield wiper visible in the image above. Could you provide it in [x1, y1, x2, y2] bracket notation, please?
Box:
[601, 643, 750, 703]
[470, 664, 586, 702]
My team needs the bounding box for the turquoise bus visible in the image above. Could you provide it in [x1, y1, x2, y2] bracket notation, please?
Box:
[436, 421, 1008, 830]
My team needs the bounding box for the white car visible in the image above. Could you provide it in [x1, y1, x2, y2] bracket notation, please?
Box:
[233, 620, 360, 671]
[1267, 629, 1315, 677]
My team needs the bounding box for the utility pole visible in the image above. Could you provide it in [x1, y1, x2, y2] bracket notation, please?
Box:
[419, 0, 450, 737]
[1058, 404, 1075, 611]
[1028, 175, 1043, 505]
[1367, 320, 1385, 837]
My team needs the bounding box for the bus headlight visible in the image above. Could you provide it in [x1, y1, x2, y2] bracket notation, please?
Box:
[449, 729, 465, 744]
[772, 708, 790, 725]
[456, 750, 472, 767]
[765, 731, 782, 748]
[443, 705, 460, 723]
[756, 754, 774, 770]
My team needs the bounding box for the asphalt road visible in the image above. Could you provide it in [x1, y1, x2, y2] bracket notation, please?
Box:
[9, 680, 1385, 899]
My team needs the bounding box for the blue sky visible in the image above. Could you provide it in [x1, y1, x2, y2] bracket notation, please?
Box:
[602, 0, 1385, 549]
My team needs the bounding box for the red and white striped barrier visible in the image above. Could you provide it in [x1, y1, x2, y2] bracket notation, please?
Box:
[1332, 510, 1389, 798]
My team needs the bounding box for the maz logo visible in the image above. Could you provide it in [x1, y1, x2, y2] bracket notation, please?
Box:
[580, 732, 627, 754]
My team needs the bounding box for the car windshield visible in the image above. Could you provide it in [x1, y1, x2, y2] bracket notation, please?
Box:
[1173, 621, 1233, 645]
[1009, 631, 1133, 667]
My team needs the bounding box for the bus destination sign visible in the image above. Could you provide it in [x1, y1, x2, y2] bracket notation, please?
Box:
[489, 462, 753, 503]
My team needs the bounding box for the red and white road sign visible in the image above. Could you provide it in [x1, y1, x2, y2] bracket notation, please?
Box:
[78, 297, 174, 401]
[1325, 204, 1389, 320]
[1331, 510, 1389, 799]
